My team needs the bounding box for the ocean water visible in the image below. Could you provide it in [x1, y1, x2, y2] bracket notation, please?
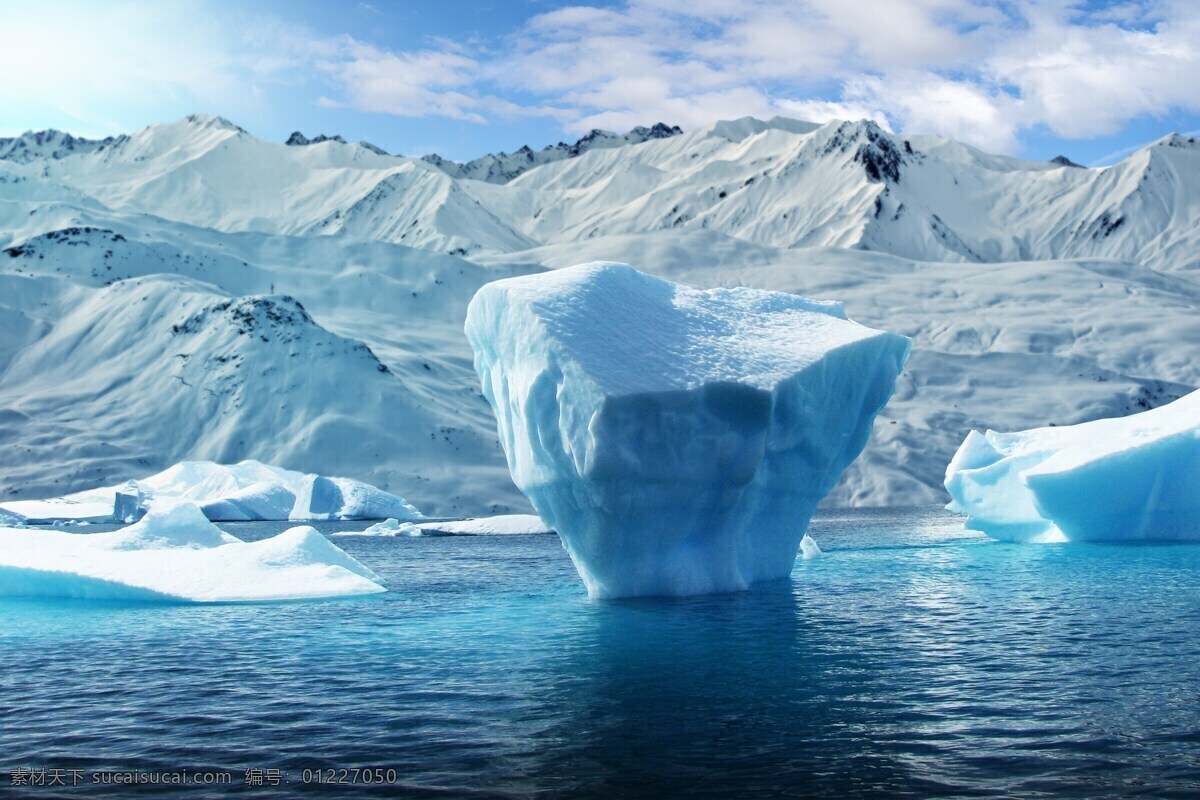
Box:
[3, 506, 1200, 798]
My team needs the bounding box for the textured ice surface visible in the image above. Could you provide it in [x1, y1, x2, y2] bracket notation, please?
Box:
[945, 390, 1200, 542]
[465, 262, 909, 597]
[0, 503, 385, 602]
[0, 460, 423, 523]
[200, 481, 295, 521]
[290, 475, 423, 521]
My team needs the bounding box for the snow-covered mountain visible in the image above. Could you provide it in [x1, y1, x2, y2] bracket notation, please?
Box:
[2, 112, 1198, 512]
[0, 130, 126, 163]
[422, 122, 683, 184]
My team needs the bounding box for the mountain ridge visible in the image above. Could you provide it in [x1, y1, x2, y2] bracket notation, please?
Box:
[1, 111, 1198, 512]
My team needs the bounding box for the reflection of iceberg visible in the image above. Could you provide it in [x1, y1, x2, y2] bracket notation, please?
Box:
[466, 262, 909, 597]
[0, 460, 423, 523]
[945, 390, 1200, 542]
[0, 503, 385, 602]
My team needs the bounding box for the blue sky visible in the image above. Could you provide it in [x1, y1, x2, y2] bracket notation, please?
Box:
[2, 0, 1198, 165]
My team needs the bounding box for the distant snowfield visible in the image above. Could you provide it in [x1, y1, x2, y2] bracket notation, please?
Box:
[1, 114, 1197, 512]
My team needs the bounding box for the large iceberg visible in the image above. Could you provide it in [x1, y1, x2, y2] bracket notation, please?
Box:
[0, 502, 385, 602]
[0, 460, 424, 524]
[465, 262, 910, 597]
[945, 390, 1200, 543]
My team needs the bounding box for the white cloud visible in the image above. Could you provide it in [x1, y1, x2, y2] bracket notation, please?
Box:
[491, 0, 1200, 151]
[318, 40, 487, 122]
[6, 0, 1198, 155]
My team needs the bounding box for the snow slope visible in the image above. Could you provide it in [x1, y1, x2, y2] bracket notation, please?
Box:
[1, 113, 1198, 512]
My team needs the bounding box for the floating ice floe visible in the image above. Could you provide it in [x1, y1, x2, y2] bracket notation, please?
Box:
[465, 262, 909, 597]
[333, 514, 553, 537]
[0, 502, 385, 602]
[799, 534, 823, 558]
[416, 515, 553, 536]
[0, 460, 424, 524]
[945, 390, 1200, 542]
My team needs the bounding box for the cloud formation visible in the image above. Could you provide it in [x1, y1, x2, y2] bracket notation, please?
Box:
[5, 0, 1198, 156]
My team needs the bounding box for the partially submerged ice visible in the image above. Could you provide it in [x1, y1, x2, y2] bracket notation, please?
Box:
[0, 460, 424, 524]
[0, 502, 385, 602]
[465, 262, 910, 597]
[290, 474, 422, 522]
[945, 390, 1200, 543]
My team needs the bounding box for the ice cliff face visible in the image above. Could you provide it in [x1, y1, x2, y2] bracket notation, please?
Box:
[466, 262, 909, 597]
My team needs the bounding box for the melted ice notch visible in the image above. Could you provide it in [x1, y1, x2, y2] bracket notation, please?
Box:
[465, 262, 909, 597]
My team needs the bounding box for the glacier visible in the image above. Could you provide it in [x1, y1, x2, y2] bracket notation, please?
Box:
[0, 502, 385, 602]
[945, 389, 1200, 542]
[0, 460, 424, 524]
[465, 262, 910, 597]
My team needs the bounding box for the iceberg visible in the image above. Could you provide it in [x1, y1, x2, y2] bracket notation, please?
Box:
[289, 475, 423, 521]
[945, 390, 1200, 542]
[465, 262, 909, 597]
[200, 481, 295, 521]
[0, 460, 424, 524]
[0, 502, 385, 602]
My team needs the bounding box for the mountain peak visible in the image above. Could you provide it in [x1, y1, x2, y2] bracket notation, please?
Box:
[0, 129, 125, 163]
[1050, 155, 1084, 168]
[286, 131, 346, 147]
[422, 122, 684, 184]
[285, 131, 390, 156]
[183, 113, 245, 133]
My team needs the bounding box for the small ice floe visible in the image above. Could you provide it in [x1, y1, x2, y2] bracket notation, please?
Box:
[334, 514, 552, 537]
[0, 502, 385, 603]
[800, 534, 823, 558]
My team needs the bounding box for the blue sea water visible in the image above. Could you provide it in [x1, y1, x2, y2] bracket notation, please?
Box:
[2, 505, 1200, 798]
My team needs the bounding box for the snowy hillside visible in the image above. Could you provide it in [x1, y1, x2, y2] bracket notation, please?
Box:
[2, 112, 1198, 512]
[7, 114, 1194, 271]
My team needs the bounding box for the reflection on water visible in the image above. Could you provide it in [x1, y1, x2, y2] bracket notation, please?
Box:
[2, 507, 1199, 798]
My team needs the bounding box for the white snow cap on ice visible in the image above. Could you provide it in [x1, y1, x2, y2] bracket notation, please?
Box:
[0, 502, 385, 602]
[465, 262, 909, 598]
[945, 389, 1200, 542]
